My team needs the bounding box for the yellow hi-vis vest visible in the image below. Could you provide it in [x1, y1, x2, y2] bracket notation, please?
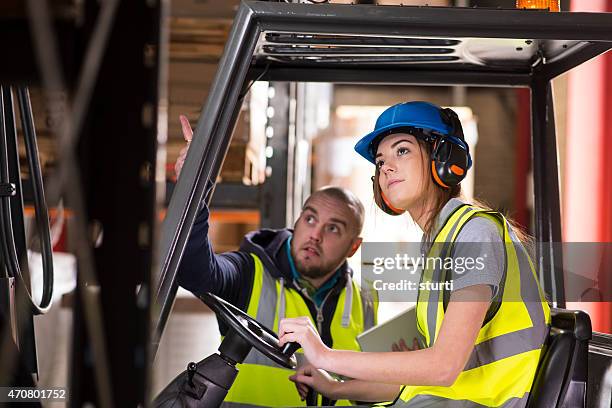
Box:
[223, 253, 378, 408]
[382, 205, 550, 408]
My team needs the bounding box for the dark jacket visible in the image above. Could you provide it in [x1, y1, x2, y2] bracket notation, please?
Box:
[177, 205, 354, 346]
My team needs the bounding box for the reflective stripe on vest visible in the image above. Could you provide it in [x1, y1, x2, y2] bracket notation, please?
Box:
[223, 253, 377, 408]
[384, 393, 530, 408]
[381, 205, 550, 408]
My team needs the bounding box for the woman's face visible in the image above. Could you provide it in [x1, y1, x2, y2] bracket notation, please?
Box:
[375, 133, 429, 211]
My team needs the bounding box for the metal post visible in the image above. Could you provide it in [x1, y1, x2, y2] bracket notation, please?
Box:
[530, 74, 565, 307]
[292, 82, 313, 223]
[70, 0, 164, 405]
[261, 82, 291, 229]
[153, 2, 260, 355]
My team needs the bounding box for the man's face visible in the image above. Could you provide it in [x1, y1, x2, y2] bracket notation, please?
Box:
[291, 194, 361, 280]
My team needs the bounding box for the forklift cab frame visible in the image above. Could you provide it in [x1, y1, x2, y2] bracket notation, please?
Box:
[154, 2, 612, 407]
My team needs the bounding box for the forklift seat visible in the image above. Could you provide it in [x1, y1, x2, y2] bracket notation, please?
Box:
[527, 308, 591, 408]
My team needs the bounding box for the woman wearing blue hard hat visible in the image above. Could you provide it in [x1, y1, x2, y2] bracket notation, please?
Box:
[279, 101, 551, 407]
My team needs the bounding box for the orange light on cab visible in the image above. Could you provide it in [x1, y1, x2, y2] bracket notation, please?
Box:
[516, 0, 560, 11]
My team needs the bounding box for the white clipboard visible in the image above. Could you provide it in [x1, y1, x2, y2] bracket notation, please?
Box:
[357, 305, 420, 352]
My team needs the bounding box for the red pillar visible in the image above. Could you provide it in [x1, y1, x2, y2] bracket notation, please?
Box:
[565, 0, 612, 333]
[514, 89, 531, 230]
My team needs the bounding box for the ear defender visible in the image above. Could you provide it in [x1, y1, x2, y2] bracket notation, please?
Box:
[430, 108, 472, 189]
[371, 176, 405, 216]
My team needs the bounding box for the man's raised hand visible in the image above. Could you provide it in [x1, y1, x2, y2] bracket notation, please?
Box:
[174, 114, 194, 179]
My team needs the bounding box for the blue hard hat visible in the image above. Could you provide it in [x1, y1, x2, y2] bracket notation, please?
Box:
[354, 101, 453, 164]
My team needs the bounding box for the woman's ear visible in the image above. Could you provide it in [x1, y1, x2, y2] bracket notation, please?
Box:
[419, 139, 437, 191]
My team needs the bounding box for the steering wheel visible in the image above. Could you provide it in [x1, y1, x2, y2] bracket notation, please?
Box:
[201, 292, 298, 369]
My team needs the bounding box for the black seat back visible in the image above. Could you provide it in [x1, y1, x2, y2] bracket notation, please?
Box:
[527, 308, 592, 408]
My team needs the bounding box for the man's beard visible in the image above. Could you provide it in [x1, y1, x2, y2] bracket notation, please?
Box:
[295, 262, 329, 280]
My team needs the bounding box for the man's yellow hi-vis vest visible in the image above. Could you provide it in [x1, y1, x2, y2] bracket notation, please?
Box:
[382, 205, 550, 408]
[223, 253, 378, 408]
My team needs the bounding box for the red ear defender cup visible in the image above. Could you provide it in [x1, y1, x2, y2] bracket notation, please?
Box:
[381, 190, 406, 215]
[431, 161, 450, 188]
[371, 176, 405, 216]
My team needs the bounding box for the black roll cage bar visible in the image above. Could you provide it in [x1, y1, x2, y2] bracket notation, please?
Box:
[153, 0, 612, 354]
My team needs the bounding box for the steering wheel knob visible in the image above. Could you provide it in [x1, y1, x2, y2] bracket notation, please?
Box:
[281, 342, 301, 356]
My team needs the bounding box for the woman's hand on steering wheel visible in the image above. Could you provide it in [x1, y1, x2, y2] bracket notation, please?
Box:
[278, 316, 331, 369]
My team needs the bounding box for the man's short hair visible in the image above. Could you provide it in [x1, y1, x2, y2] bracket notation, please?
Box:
[304, 186, 365, 235]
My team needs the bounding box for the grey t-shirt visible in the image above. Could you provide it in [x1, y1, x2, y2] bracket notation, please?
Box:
[451, 216, 504, 299]
[423, 198, 505, 302]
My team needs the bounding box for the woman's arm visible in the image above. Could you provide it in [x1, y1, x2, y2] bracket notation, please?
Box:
[290, 365, 401, 402]
[335, 379, 401, 402]
[279, 284, 491, 387]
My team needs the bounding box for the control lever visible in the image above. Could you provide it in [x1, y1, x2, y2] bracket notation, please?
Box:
[281, 342, 300, 356]
[281, 342, 319, 406]
[187, 362, 197, 387]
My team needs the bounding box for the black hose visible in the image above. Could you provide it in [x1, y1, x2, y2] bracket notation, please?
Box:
[0, 86, 17, 278]
[0, 87, 15, 279]
[17, 86, 54, 314]
[0, 85, 53, 314]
